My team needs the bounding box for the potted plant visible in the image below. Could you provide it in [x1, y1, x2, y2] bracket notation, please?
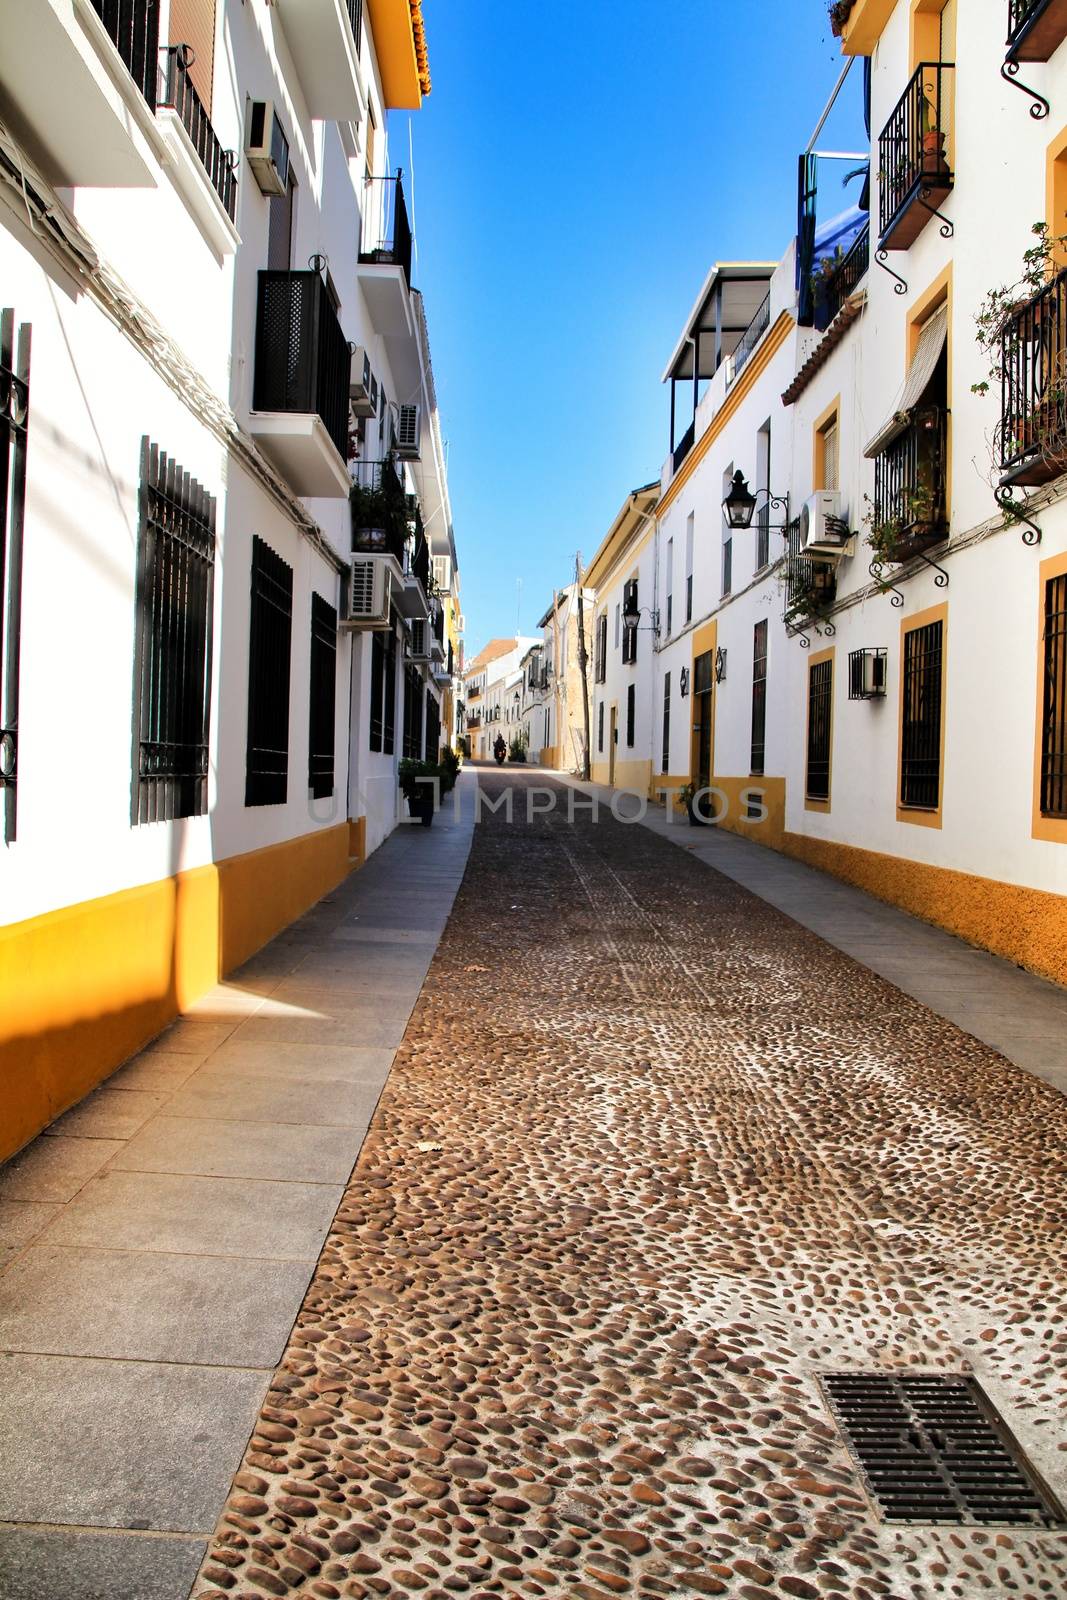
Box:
[677, 781, 711, 826]
[811, 247, 845, 331]
[921, 93, 948, 178]
[439, 746, 461, 793]
[828, 0, 854, 37]
[398, 758, 440, 826]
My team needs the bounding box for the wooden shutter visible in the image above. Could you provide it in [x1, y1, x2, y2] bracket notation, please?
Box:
[170, 0, 216, 113]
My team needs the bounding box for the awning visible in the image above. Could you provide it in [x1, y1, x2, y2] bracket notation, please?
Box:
[864, 303, 948, 459]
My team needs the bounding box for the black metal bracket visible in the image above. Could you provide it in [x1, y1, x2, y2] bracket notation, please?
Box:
[796, 631, 811, 649]
[876, 249, 908, 296]
[821, 620, 837, 637]
[869, 559, 905, 607]
[917, 190, 954, 239]
[1001, 57, 1050, 120]
[995, 484, 1042, 545]
[917, 551, 949, 588]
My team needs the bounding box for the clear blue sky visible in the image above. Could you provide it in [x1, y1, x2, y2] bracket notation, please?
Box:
[403, 0, 864, 657]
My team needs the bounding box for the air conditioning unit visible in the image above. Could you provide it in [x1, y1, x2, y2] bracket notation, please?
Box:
[343, 557, 392, 629]
[394, 404, 421, 460]
[349, 347, 377, 417]
[408, 618, 430, 660]
[246, 102, 290, 197]
[432, 554, 452, 593]
[799, 490, 850, 560]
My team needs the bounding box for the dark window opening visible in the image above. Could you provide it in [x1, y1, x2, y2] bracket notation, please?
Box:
[751, 618, 768, 776]
[806, 656, 832, 801]
[132, 438, 216, 824]
[598, 699, 604, 753]
[0, 309, 29, 844]
[901, 618, 943, 809]
[245, 536, 293, 806]
[661, 673, 671, 773]
[1041, 572, 1067, 817]
[308, 592, 337, 798]
[384, 620, 397, 756]
[722, 536, 733, 597]
[626, 683, 636, 748]
[369, 631, 385, 754]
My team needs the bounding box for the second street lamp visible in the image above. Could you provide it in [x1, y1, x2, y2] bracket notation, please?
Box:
[722, 470, 758, 530]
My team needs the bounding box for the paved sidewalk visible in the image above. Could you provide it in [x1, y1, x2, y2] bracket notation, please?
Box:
[552, 771, 1067, 1095]
[0, 784, 475, 1600]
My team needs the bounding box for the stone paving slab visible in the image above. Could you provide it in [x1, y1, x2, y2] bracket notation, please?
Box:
[0, 1136, 124, 1202]
[0, 1199, 59, 1269]
[163, 1069, 386, 1128]
[200, 1039, 396, 1085]
[188, 771, 1067, 1600]
[110, 1115, 370, 1183]
[0, 1528, 206, 1600]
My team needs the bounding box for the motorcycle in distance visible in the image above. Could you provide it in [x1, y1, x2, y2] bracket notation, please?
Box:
[493, 734, 507, 765]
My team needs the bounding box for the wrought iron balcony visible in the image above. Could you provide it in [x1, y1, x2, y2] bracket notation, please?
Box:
[1000, 264, 1067, 488]
[727, 293, 771, 387]
[784, 519, 837, 628]
[671, 420, 695, 476]
[1008, 0, 1067, 58]
[89, 0, 158, 107]
[878, 63, 954, 250]
[252, 270, 351, 492]
[813, 223, 870, 331]
[159, 46, 237, 220]
[350, 457, 410, 564]
[873, 406, 949, 560]
[346, 0, 364, 53]
[360, 174, 413, 290]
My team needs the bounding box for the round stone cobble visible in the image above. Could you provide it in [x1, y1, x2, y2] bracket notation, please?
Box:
[192, 774, 1067, 1599]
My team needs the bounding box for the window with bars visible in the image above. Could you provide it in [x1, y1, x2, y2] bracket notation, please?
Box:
[384, 622, 397, 756]
[598, 700, 604, 753]
[595, 613, 607, 682]
[0, 309, 29, 845]
[806, 656, 832, 801]
[132, 439, 216, 824]
[425, 690, 441, 762]
[751, 619, 768, 776]
[403, 662, 424, 759]
[1041, 574, 1067, 817]
[722, 536, 733, 597]
[661, 673, 671, 773]
[685, 513, 694, 622]
[369, 631, 385, 753]
[901, 619, 943, 810]
[245, 536, 293, 806]
[308, 593, 337, 799]
[626, 683, 636, 748]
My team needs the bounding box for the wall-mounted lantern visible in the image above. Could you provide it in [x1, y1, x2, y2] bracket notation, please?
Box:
[715, 647, 728, 684]
[721, 470, 790, 531]
[679, 666, 690, 698]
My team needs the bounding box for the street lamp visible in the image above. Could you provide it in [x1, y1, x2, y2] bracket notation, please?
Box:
[721, 471, 789, 531]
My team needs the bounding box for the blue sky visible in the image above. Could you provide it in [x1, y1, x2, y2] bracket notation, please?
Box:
[402, 0, 864, 656]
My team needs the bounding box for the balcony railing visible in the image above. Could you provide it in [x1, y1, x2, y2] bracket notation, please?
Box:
[814, 223, 870, 330]
[727, 293, 771, 387]
[350, 456, 410, 562]
[432, 606, 444, 645]
[1008, 0, 1067, 57]
[1000, 264, 1067, 487]
[253, 270, 350, 461]
[360, 174, 413, 290]
[407, 523, 431, 592]
[160, 46, 237, 219]
[90, 0, 158, 107]
[347, 0, 364, 54]
[878, 62, 954, 249]
[873, 406, 948, 558]
[671, 419, 695, 476]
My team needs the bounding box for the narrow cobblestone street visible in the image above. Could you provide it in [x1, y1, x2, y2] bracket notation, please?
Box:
[189, 773, 1067, 1600]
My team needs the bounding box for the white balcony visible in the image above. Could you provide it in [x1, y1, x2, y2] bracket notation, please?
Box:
[0, 0, 155, 187]
[273, 0, 366, 122]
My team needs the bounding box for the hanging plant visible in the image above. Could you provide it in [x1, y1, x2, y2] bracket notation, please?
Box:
[828, 0, 855, 37]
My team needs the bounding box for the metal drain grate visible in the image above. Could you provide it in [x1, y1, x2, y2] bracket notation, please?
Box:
[821, 1372, 1065, 1527]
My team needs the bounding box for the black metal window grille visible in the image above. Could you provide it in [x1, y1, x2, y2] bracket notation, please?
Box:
[874, 406, 948, 540]
[665, 593, 673, 636]
[751, 619, 768, 776]
[159, 46, 237, 220]
[1000, 264, 1067, 487]
[384, 622, 397, 756]
[822, 1372, 1065, 1528]
[426, 690, 440, 761]
[901, 618, 943, 809]
[253, 270, 350, 463]
[626, 683, 636, 748]
[402, 663, 423, 759]
[685, 572, 693, 624]
[806, 657, 832, 801]
[722, 536, 733, 597]
[661, 673, 671, 773]
[245, 537, 293, 806]
[131, 440, 216, 825]
[369, 631, 384, 753]
[728, 293, 771, 386]
[1041, 572, 1067, 816]
[89, 0, 159, 107]
[359, 173, 413, 290]
[598, 700, 604, 753]
[594, 613, 607, 682]
[0, 310, 30, 845]
[308, 593, 337, 799]
[755, 503, 770, 572]
[878, 63, 954, 244]
[346, 0, 364, 54]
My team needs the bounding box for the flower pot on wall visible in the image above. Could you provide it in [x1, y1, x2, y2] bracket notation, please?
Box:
[922, 130, 948, 178]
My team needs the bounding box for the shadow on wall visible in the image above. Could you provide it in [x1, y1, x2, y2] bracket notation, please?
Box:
[0, 825, 352, 1163]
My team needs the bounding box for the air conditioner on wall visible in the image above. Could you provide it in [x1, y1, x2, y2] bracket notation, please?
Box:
[246, 102, 290, 197]
[394, 403, 421, 460]
[432, 554, 452, 592]
[349, 347, 377, 417]
[343, 557, 392, 628]
[799, 490, 850, 561]
[408, 618, 430, 660]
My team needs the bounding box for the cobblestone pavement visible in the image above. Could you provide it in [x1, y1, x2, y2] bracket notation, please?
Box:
[192, 774, 1067, 1600]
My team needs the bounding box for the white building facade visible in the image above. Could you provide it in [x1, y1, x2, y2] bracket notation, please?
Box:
[0, 0, 459, 1159]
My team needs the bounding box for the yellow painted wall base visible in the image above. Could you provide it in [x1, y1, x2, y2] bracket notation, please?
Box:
[348, 815, 367, 867]
[710, 776, 787, 849]
[779, 832, 1067, 989]
[1, 824, 352, 1163]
